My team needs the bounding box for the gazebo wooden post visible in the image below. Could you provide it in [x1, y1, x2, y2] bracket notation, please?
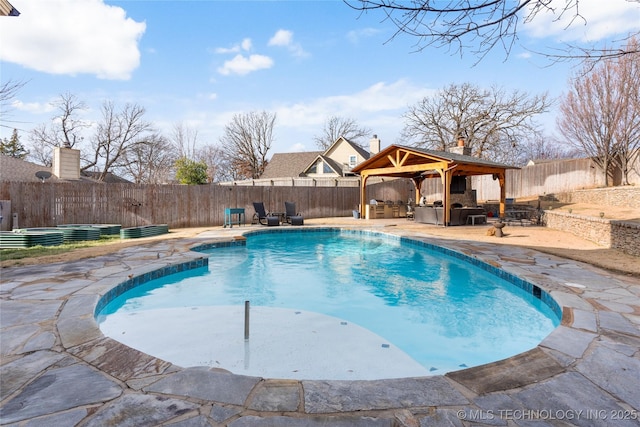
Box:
[412, 177, 423, 204]
[499, 175, 506, 218]
[443, 170, 451, 226]
[436, 168, 450, 226]
[359, 173, 369, 219]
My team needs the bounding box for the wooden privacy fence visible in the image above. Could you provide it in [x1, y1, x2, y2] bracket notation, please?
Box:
[0, 180, 411, 229]
[3, 157, 630, 230]
[421, 158, 608, 201]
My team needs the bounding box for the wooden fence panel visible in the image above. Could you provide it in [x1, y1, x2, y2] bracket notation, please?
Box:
[4, 182, 363, 229]
[422, 158, 606, 201]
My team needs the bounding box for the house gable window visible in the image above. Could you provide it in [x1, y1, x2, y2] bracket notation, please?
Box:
[323, 162, 332, 173]
[349, 155, 357, 168]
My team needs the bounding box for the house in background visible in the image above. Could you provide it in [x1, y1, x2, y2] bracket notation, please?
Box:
[1, 155, 61, 183]
[259, 151, 322, 179]
[260, 135, 381, 179]
[0, 149, 130, 183]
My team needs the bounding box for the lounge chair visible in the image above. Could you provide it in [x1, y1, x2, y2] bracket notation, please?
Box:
[253, 202, 279, 226]
[284, 201, 304, 225]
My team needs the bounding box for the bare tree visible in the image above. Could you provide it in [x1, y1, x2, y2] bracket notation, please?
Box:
[196, 144, 228, 183]
[83, 101, 152, 181]
[0, 79, 27, 130]
[0, 79, 25, 106]
[121, 133, 177, 184]
[28, 93, 89, 165]
[558, 38, 640, 185]
[517, 134, 580, 166]
[313, 116, 372, 150]
[402, 82, 551, 162]
[219, 111, 275, 179]
[612, 39, 640, 185]
[344, 0, 640, 63]
[171, 122, 199, 159]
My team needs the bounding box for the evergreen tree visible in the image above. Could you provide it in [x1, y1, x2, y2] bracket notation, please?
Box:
[175, 157, 208, 185]
[0, 129, 29, 159]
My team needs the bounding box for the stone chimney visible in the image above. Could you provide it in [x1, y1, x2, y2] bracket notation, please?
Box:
[53, 147, 81, 180]
[448, 134, 471, 156]
[369, 134, 381, 155]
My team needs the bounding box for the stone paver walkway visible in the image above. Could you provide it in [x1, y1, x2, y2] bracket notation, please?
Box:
[1, 223, 639, 426]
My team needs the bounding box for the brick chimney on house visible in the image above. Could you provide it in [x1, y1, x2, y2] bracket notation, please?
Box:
[369, 134, 381, 156]
[448, 134, 471, 156]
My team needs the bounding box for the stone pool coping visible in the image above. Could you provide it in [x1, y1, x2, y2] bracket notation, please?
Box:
[1, 224, 639, 426]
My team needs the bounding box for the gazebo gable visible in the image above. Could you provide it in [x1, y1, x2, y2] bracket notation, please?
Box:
[351, 145, 451, 177]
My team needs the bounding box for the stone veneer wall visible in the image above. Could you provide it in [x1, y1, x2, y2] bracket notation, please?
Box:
[553, 186, 640, 208]
[543, 186, 639, 256]
[543, 213, 639, 257]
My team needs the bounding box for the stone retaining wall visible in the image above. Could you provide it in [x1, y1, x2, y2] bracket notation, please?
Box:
[544, 211, 639, 256]
[554, 186, 640, 208]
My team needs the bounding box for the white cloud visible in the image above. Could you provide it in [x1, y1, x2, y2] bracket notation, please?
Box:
[275, 79, 434, 143]
[268, 29, 309, 58]
[523, 0, 640, 42]
[268, 29, 293, 47]
[288, 143, 306, 152]
[159, 80, 434, 153]
[0, 0, 145, 80]
[241, 38, 252, 51]
[217, 54, 274, 76]
[11, 99, 56, 115]
[346, 28, 381, 44]
[215, 38, 253, 54]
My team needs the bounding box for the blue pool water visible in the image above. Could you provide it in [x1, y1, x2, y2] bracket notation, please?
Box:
[98, 230, 560, 379]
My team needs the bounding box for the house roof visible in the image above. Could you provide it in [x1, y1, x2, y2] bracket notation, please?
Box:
[262, 137, 372, 179]
[324, 136, 370, 160]
[299, 136, 370, 177]
[0, 156, 59, 183]
[260, 151, 322, 179]
[0, 155, 131, 183]
[82, 171, 132, 184]
[0, 0, 19, 16]
[300, 154, 346, 176]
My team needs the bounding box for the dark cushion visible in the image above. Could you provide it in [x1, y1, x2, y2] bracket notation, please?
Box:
[267, 216, 280, 226]
[290, 216, 304, 226]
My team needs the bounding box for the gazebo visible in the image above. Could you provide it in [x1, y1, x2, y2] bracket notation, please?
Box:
[351, 144, 519, 225]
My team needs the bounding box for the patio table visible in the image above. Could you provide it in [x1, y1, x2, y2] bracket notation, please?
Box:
[223, 208, 245, 228]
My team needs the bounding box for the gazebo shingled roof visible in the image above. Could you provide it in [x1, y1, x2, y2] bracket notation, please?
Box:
[351, 144, 519, 224]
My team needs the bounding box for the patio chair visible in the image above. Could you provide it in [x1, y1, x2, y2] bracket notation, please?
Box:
[284, 201, 304, 225]
[253, 202, 279, 226]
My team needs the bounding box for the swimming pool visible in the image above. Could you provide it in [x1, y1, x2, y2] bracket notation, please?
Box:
[97, 229, 560, 380]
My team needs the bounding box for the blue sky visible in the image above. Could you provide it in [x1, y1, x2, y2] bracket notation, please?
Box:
[1, 0, 639, 156]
